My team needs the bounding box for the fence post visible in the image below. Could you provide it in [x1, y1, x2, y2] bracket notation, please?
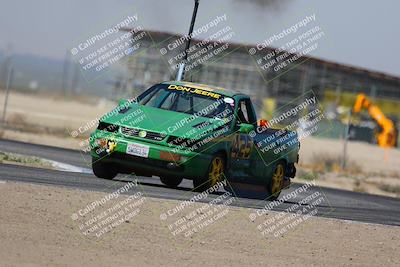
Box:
[2, 67, 13, 124]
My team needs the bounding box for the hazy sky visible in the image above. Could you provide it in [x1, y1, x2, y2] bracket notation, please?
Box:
[1, 0, 399, 76]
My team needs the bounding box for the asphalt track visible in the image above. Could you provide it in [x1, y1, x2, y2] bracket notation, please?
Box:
[0, 139, 399, 226]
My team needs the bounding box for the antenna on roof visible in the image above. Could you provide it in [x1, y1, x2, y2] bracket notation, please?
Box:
[176, 0, 200, 81]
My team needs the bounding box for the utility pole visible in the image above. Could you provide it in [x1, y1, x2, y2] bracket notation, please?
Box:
[176, 0, 200, 81]
[62, 49, 70, 97]
[1, 45, 12, 89]
[341, 109, 352, 170]
[70, 63, 80, 95]
[2, 67, 14, 124]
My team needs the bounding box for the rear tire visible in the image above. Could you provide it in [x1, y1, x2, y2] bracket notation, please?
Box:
[92, 157, 118, 180]
[267, 161, 286, 201]
[160, 176, 183, 188]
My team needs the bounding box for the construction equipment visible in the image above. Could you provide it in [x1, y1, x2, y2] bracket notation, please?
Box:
[352, 93, 398, 148]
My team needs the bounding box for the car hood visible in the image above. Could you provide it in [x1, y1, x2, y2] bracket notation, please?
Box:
[101, 103, 228, 138]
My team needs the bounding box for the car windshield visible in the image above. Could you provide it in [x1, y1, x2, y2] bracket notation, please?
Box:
[137, 84, 234, 119]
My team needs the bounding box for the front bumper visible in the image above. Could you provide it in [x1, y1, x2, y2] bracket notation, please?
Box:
[90, 131, 211, 179]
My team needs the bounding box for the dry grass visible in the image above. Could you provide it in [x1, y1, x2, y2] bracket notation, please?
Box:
[353, 179, 367, 193]
[308, 153, 362, 174]
[0, 151, 53, 169]
[296, 168, 319, 180]
[4, 113, 86, 138]
[370, 171, 400, 179]
[7, 113, 27, 125]
[378, 184, 400, 196]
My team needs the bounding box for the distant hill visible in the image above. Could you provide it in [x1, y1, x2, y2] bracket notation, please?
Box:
[0, 51, 113, 97]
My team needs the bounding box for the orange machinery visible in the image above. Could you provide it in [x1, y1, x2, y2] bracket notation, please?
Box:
[353, 93, 398, 148]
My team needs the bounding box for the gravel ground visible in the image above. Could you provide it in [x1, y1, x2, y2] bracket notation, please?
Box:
[0, 181, 398, 267]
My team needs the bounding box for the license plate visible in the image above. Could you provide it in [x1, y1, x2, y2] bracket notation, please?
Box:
[126, 143, 149, 158]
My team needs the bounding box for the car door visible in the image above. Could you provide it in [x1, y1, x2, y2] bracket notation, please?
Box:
[228, 98, 258, 182]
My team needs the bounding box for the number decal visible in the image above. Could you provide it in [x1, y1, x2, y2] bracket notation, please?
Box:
[231, 135, 240, 158]
[231, 134, 253, 159]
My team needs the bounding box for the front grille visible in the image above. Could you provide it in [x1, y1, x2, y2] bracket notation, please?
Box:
[121, 126, 139, 136]
[120, 126, 166, 141]
[97, 122, 119, 132]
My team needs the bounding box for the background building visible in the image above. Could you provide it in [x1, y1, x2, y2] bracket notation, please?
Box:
[121, 29, 400, 125]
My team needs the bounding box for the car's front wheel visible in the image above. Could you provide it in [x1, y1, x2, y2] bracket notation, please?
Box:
[193, 154, 225, 192]
[92, 157, 118, 180]
[160, 176, 183, 188]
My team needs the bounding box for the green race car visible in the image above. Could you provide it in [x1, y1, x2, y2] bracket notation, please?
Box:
[90, 81, 299, 198]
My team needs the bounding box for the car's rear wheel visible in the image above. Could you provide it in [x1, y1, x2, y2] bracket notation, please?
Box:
[193, 154, 225, 192]
[160, 176, 183, 188]
[267, 161, 286, 200]
[92, 157, 118, 180]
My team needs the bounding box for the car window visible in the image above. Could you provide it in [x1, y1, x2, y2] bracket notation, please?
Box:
[160, 93, 177, 110]
[238, 100, 250, 124]
[176, 93, 193, 113]
[237, 98, 256, 125]
[140, 87, 166, 107]
[244, 99, 257, 124]
[138, 84, 233, 119]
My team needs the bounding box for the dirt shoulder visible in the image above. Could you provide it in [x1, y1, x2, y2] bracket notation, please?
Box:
[0, 181, 398, 267]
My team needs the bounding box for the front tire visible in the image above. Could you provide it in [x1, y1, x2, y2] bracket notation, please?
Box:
[92, 157, 118, 180]
[160, 176, 183, 188]
[193, 154, 225, 192]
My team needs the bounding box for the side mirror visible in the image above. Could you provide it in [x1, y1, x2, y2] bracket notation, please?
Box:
[239, 123, 255, 134]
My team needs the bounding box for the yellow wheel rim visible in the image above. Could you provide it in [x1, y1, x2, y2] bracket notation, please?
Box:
[209, 157, 224, 186]
[271, 163, 284, 195]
